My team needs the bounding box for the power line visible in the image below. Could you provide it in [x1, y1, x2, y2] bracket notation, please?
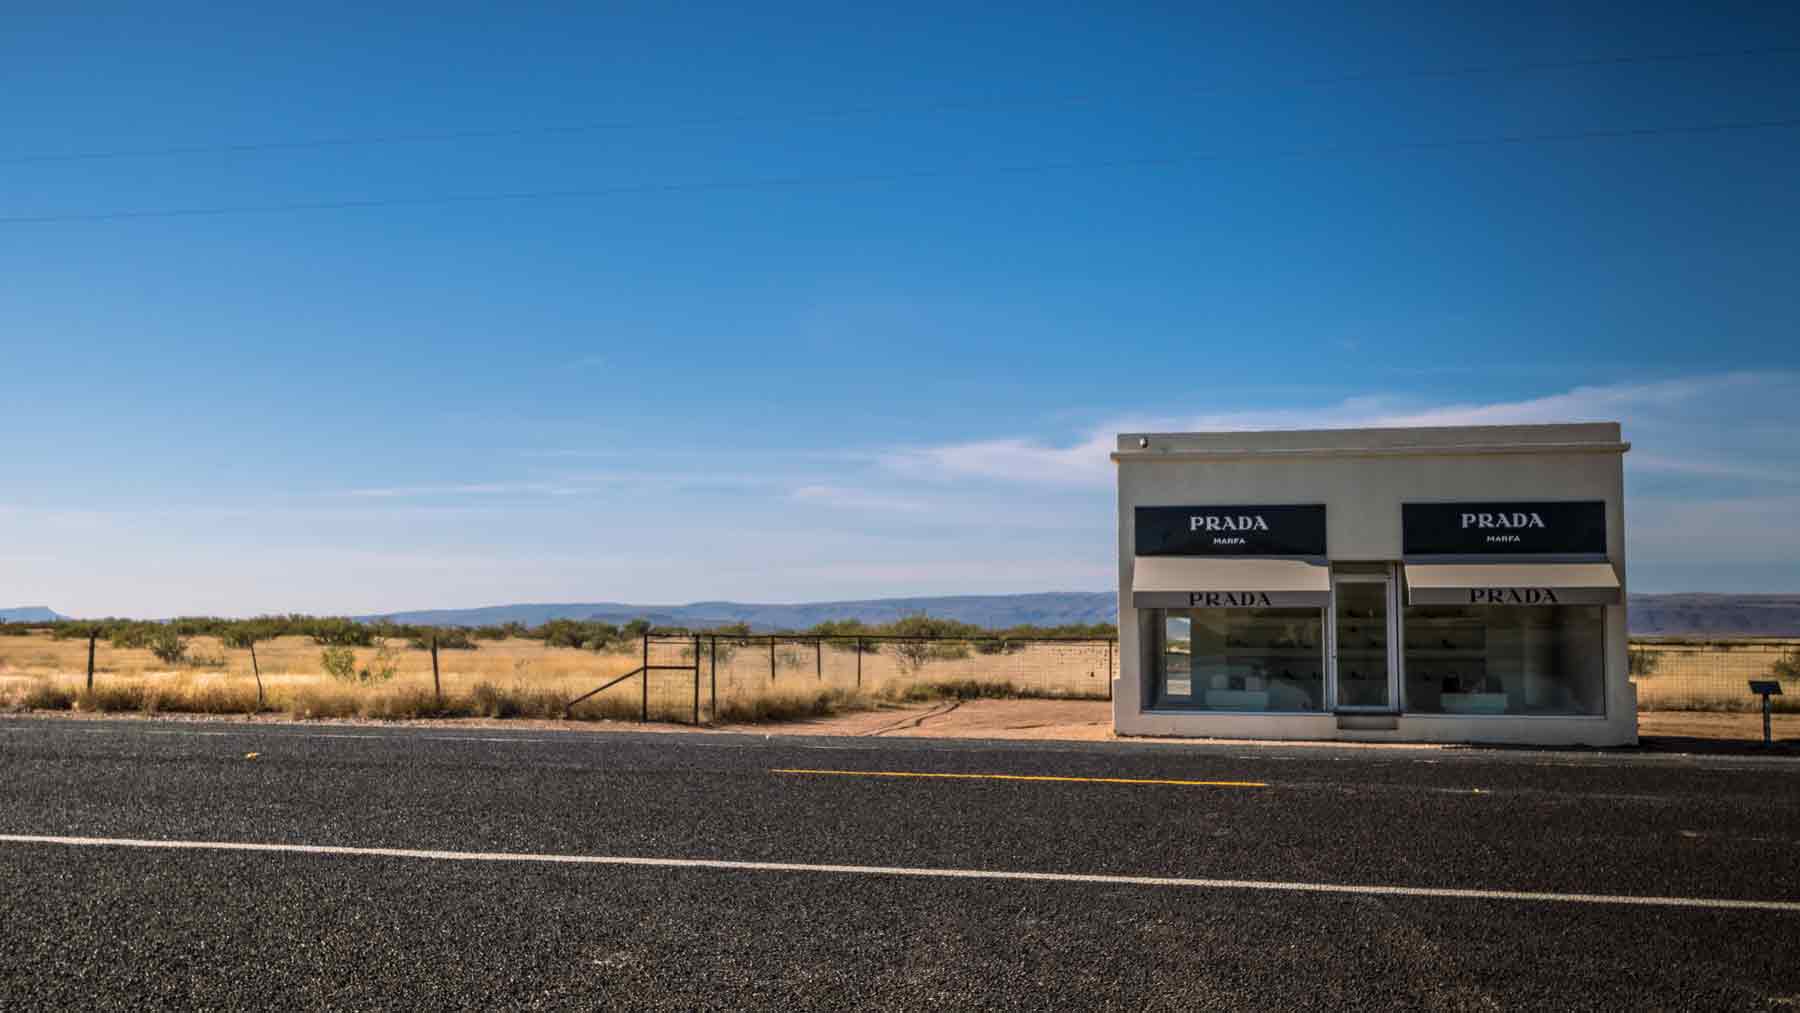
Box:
[4, 115, 1796, 227]
[4, 44, 1797, 166]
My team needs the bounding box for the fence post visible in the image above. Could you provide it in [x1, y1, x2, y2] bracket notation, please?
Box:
[431, 634, 442, 706]
[250, 641, 264, 708]
[86, 630, 97, 693]
[856, 638, 863, 689]
[1106, 639, 1114, 702]
[641, 635, 649, 723]
[816, 638, 822, 680]
[770, 637, 777, 683]
[710, 635, 718, 722]
[692, 634, 700, 725]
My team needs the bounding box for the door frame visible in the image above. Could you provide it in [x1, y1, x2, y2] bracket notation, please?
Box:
[1327, 567, 1401, 712]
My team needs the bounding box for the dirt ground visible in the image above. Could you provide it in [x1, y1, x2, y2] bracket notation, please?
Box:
[745, 699, 1798, 750]
[11, 700, 1795, 753]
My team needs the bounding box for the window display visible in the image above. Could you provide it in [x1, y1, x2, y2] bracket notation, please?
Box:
[1401, 604, 1605, 716]
[1157, 607, 1324, 711]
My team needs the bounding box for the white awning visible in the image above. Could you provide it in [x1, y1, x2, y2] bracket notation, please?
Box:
[1403, 563, 1620, 606]
[1132, 557, 1329, 609]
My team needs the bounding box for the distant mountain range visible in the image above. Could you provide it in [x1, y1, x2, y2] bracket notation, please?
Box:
[363, 592, 1800, 636]
[8, 593, 1800, 636]
[0, 606, 65, 623]
[1626, 594, 1800, 637]
[357, 593, 1114, 631]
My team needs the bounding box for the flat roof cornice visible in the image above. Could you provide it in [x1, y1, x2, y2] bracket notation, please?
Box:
[1112, 422, 1627, 461]
[1111, 440, 1630, 463]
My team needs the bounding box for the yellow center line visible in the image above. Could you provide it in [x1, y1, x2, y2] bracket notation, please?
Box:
[771, 768, 1266, 788]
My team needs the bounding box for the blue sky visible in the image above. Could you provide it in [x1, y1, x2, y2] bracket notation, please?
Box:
[3, 3, 1798, 617]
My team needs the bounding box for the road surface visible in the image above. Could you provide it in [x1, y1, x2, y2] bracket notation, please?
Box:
[2, 718, 1797, 1010]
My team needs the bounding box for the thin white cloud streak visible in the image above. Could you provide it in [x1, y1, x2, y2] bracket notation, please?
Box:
[339, 482, 585, 499]
[879, 373, 1790, 488]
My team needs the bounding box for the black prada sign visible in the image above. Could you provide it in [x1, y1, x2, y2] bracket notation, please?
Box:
[1403, 501, 1606, 556]
[1135, 505, 1326, 557]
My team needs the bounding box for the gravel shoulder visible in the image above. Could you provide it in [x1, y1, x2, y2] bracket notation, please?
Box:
[5, 700, 1794, 753]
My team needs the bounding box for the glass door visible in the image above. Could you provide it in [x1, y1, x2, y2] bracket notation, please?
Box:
[1330, 573, 1398, 711]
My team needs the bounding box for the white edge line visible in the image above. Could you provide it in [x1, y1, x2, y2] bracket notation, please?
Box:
[2, 833, 1795, 913]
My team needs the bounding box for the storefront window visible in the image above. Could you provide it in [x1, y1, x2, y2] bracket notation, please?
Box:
[1402, 605, 1605, 716]
[1156, 608, 1324, 711]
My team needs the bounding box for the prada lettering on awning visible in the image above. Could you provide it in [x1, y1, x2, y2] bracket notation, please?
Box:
[1132, 557, 1329, 609]
[1403, 563, 1620, 607]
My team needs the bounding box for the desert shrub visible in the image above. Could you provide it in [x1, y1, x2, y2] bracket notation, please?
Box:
[364, 686, 474, 720]
[107, 623, 158, 649]
[78, 683, 148, 712]
[21, 681, 76, 710]
[219, 621, 280, 649]
[0, 622, 37, 637]
[321, 642, 399, 685]
[182, 651, 228, 669]
[884, 615, 981, 671]
[146, 628, 189, 665]
[468, 682, 566, 719]
[470, 625, 511, 641]
[51, 621, 112, 641]
[149, 683, 259, 715]
[1775, 651, 1800, 682]
[407, 628, 477, 651]
[285, 687, 361, 719]
[565, 693, 645, 722]
[308, 618, 376, 647]
[1628, 648, 1660, 677]
[713, 686, 865, 724]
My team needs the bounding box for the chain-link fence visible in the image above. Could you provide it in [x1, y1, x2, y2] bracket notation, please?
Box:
[572, 634, 1120, 723]
[1629, 639, 1800, 712]
[604, 635, 1800, 721]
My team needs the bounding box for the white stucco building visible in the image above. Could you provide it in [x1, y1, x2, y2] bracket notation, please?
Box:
[1113, 423, 1633, 746]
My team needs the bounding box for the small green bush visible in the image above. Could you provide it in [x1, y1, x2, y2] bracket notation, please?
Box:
[146, 628, 189, 665]
[1774, 651, 1800, 682]
[321, 642, 399, 685]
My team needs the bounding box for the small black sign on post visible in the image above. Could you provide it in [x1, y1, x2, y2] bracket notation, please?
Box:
[1749, 680, 1783, 746]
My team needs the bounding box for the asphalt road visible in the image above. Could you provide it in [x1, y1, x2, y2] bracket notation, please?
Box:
[2, 718, 1797, 1011]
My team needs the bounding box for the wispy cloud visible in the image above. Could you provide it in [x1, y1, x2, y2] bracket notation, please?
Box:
[337, 481, 585, 499]
[879, 373, 1792, 488]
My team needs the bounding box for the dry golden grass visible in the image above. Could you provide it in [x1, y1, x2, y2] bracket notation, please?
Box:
[9, 628, 1782, 719]
[1630, 640, 1800, 712]
[0, 633, 668, 720]
[0, 632, 1075, 723]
